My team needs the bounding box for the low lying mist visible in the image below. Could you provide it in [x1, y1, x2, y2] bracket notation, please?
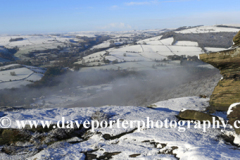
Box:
[0, 65, 221, 110]
[66, 67, 220, 107]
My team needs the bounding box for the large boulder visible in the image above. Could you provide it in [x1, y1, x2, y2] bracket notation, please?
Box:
[177, 110, 219, 123]
[227, 103, 240, 134]
[233, 31, 240, 46]
[199, 47, 240, 111]
[0, 129, 31, 145]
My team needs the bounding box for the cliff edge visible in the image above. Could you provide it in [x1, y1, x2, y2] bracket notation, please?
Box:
[199, 31, 240, 111]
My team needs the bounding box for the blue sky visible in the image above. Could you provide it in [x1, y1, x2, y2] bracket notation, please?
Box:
[1, 0, 240, 34]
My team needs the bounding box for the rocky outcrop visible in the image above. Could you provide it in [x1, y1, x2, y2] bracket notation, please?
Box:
[233, 31, 240, 46]
[227, 103, 240, 134]
[199, 47, 240, 111]
[0, 127, 87, 156]
[200, 31, 240, 138]
[177, 110, 219, 123]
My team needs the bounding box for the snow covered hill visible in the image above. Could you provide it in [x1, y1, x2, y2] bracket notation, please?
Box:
[0, 64, 46, 89]
[175, 25, 239, 34]
[75, 25, 239, 72]
[0, 35, 78, 60]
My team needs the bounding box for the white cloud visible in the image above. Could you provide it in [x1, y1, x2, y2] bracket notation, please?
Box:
[125, 0, 196, 6]
[163, 0, 194, 2]
[110, 5, 119, 10]
[125, 0, 159, 6]
[99, 23, 132, 30]
[125, 1, 151, 6]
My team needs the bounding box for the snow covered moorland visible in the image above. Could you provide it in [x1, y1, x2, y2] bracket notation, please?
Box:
[75, 25, 238, 72]
[0, 96, 239, 159]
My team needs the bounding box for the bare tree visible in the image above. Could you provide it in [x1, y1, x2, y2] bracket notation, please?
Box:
[10, 71, 16, 76]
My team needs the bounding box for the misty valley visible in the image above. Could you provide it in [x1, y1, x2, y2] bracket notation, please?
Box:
[0, 25, 234, 109]
[1, 24, 240, 159]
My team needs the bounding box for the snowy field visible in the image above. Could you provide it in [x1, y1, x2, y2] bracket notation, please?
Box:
[0, 64, 45, 89]
[0, 35, 78, 59]
[77, 42, 203, 71]
[174, 41, 198, 46]
[91, 41, 110, 49]
[137, 35, 163, 44]
[204, 47, 228, 52]
[79, 61, 181, 72]
[77, 36, 205, 72]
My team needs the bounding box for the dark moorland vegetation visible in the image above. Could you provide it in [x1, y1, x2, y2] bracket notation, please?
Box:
[161, 31, 237, 49]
